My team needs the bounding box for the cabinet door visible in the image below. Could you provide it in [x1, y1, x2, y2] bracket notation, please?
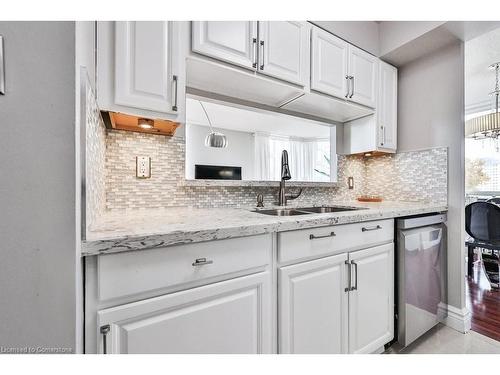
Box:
[279, 253, 349, 354]
[348, 45, 377, 108]
[348, 243, 394, 354]
[377, 61, 397, 151]
[114, 21, 178, 114]
[192, 21, 257, 70]
[97, 272, 271, 354]
[258, 21, 310, 86]
[311, 27, 349, 99]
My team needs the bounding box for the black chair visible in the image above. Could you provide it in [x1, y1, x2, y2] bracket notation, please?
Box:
[465, 202, 500, 288]
[487, 197, 500, 205]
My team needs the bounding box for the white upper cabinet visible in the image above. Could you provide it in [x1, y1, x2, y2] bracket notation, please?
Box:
[258, 21, 310, 86]
[340, 60, 398, 155]
[311, 27, 349, 99]
[97, 272, 272, 354]
[348, 243, 394, 354]
[279, 253, 349, 354]
[348, 45, 378, 108]
[377, 61, 398, 151]
[192, 21, 258, 70]
[311, 27, 377, 109]
[191, 21, 310, 87]
[97, 21, 184, 121]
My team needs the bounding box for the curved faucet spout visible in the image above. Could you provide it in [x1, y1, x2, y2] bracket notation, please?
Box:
[287, 188, 303, 201]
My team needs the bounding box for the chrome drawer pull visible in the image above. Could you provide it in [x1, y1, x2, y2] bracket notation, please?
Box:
[309, 231, 336, 240]
[192, 258, 213, 267]
[172, 75, 178, 112]
[344, 260, 351, 292]
[361, 225, 382, 232]
[351, 261, 358, 291]
[252, 38, 258, 68]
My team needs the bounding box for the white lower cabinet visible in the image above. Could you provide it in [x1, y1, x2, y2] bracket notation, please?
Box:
[88, 224, 395, 354]
[348, 243, 394, 354]
[279, 253, 349, 354]
[278, 242, 394, 354]
[97, 271, 272, 354]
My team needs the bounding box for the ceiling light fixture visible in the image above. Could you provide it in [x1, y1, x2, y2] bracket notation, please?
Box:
[138, 118, 154, 130]
[466, 62, 500, 141]
[199, 101, 228, 148]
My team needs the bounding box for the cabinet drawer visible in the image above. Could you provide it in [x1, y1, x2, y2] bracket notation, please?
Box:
[278, 219, 393, 264]
[98, 234, 271, 302]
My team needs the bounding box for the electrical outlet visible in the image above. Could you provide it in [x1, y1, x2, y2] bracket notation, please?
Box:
[136, 156, 151, 179]
[348, 176, 354, 189]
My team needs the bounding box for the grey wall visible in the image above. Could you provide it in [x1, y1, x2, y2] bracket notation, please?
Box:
[0, 22, 77, 352]
[185, 124, 256, 180]
[378, 21, 446, 57]
[398, 42, 465, 310]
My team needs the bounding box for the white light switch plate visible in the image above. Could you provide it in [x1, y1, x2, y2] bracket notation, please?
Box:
[136, 156, 151, 178]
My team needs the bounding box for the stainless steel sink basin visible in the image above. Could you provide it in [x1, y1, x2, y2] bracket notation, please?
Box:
[253, 205, 366, 216]
[252, 208, 312, 216]
[298, 206, 366, 213]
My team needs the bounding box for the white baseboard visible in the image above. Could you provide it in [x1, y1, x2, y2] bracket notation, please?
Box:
[437, 302, 471, 333]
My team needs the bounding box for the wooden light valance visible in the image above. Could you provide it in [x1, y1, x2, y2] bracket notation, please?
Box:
[103, 111, 180, 136]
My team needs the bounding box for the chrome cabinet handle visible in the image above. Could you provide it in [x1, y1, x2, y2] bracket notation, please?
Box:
[100, 324, 110, 354]
[192, 258, 213, 267]
[345, 75, 350, 98]
[172, 75, 178, 112]
[309, 231, 336, 240]
[349, 76, 354, 98]
[380, 125, 384, 146]
[362, 225, 382, 232]
[252, 38, 258, 68]
[344, 260, 351, 292]
[259, 40, 265, 70]
[350, 261, 358, 291]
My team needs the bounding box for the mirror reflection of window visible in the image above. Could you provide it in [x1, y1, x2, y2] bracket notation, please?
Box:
[185, 97, 336, 183]
[254, 133, 330, 182]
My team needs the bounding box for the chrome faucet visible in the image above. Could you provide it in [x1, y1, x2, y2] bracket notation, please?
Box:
[278, 150, 302, 206]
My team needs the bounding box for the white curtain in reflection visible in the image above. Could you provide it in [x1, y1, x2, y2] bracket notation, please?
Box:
[289, 138, 316, 181]
[254, 133, 328, 181]
[254, 133, 271, 180]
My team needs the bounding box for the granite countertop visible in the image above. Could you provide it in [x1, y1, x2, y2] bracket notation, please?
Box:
[82, 201, 447, 256]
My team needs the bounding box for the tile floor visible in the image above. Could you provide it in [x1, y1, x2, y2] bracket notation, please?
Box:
[387, 324, 500, 354]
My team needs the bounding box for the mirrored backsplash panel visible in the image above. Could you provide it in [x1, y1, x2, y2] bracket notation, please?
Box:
[185, 98, 337, 183]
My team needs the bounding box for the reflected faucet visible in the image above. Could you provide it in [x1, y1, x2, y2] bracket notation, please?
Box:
[278, 150, 303, 206]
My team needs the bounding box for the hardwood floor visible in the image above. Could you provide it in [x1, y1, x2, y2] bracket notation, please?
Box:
[466, 262, 500, 341]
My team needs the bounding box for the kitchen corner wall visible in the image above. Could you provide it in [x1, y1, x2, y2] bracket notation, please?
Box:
[85, 123, 447, 219]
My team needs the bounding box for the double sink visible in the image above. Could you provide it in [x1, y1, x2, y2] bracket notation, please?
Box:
[253, 205, 366, 216]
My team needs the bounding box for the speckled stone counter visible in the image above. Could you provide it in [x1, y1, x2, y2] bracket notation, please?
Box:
[82, 201, 447, 256]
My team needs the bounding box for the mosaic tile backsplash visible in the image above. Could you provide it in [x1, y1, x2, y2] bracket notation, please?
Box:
[364, 148, 448, 204]
[104, 130, 366, 210]
[84, 80, 106, 226]
[99, 130, 448, 211]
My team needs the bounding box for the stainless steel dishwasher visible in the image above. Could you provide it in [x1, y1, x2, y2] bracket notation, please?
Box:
[396, 213, 447, 347]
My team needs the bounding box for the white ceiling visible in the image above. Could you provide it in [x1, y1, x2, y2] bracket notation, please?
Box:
[186, 97, 332, 138]
[465, 27, 500, 111]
